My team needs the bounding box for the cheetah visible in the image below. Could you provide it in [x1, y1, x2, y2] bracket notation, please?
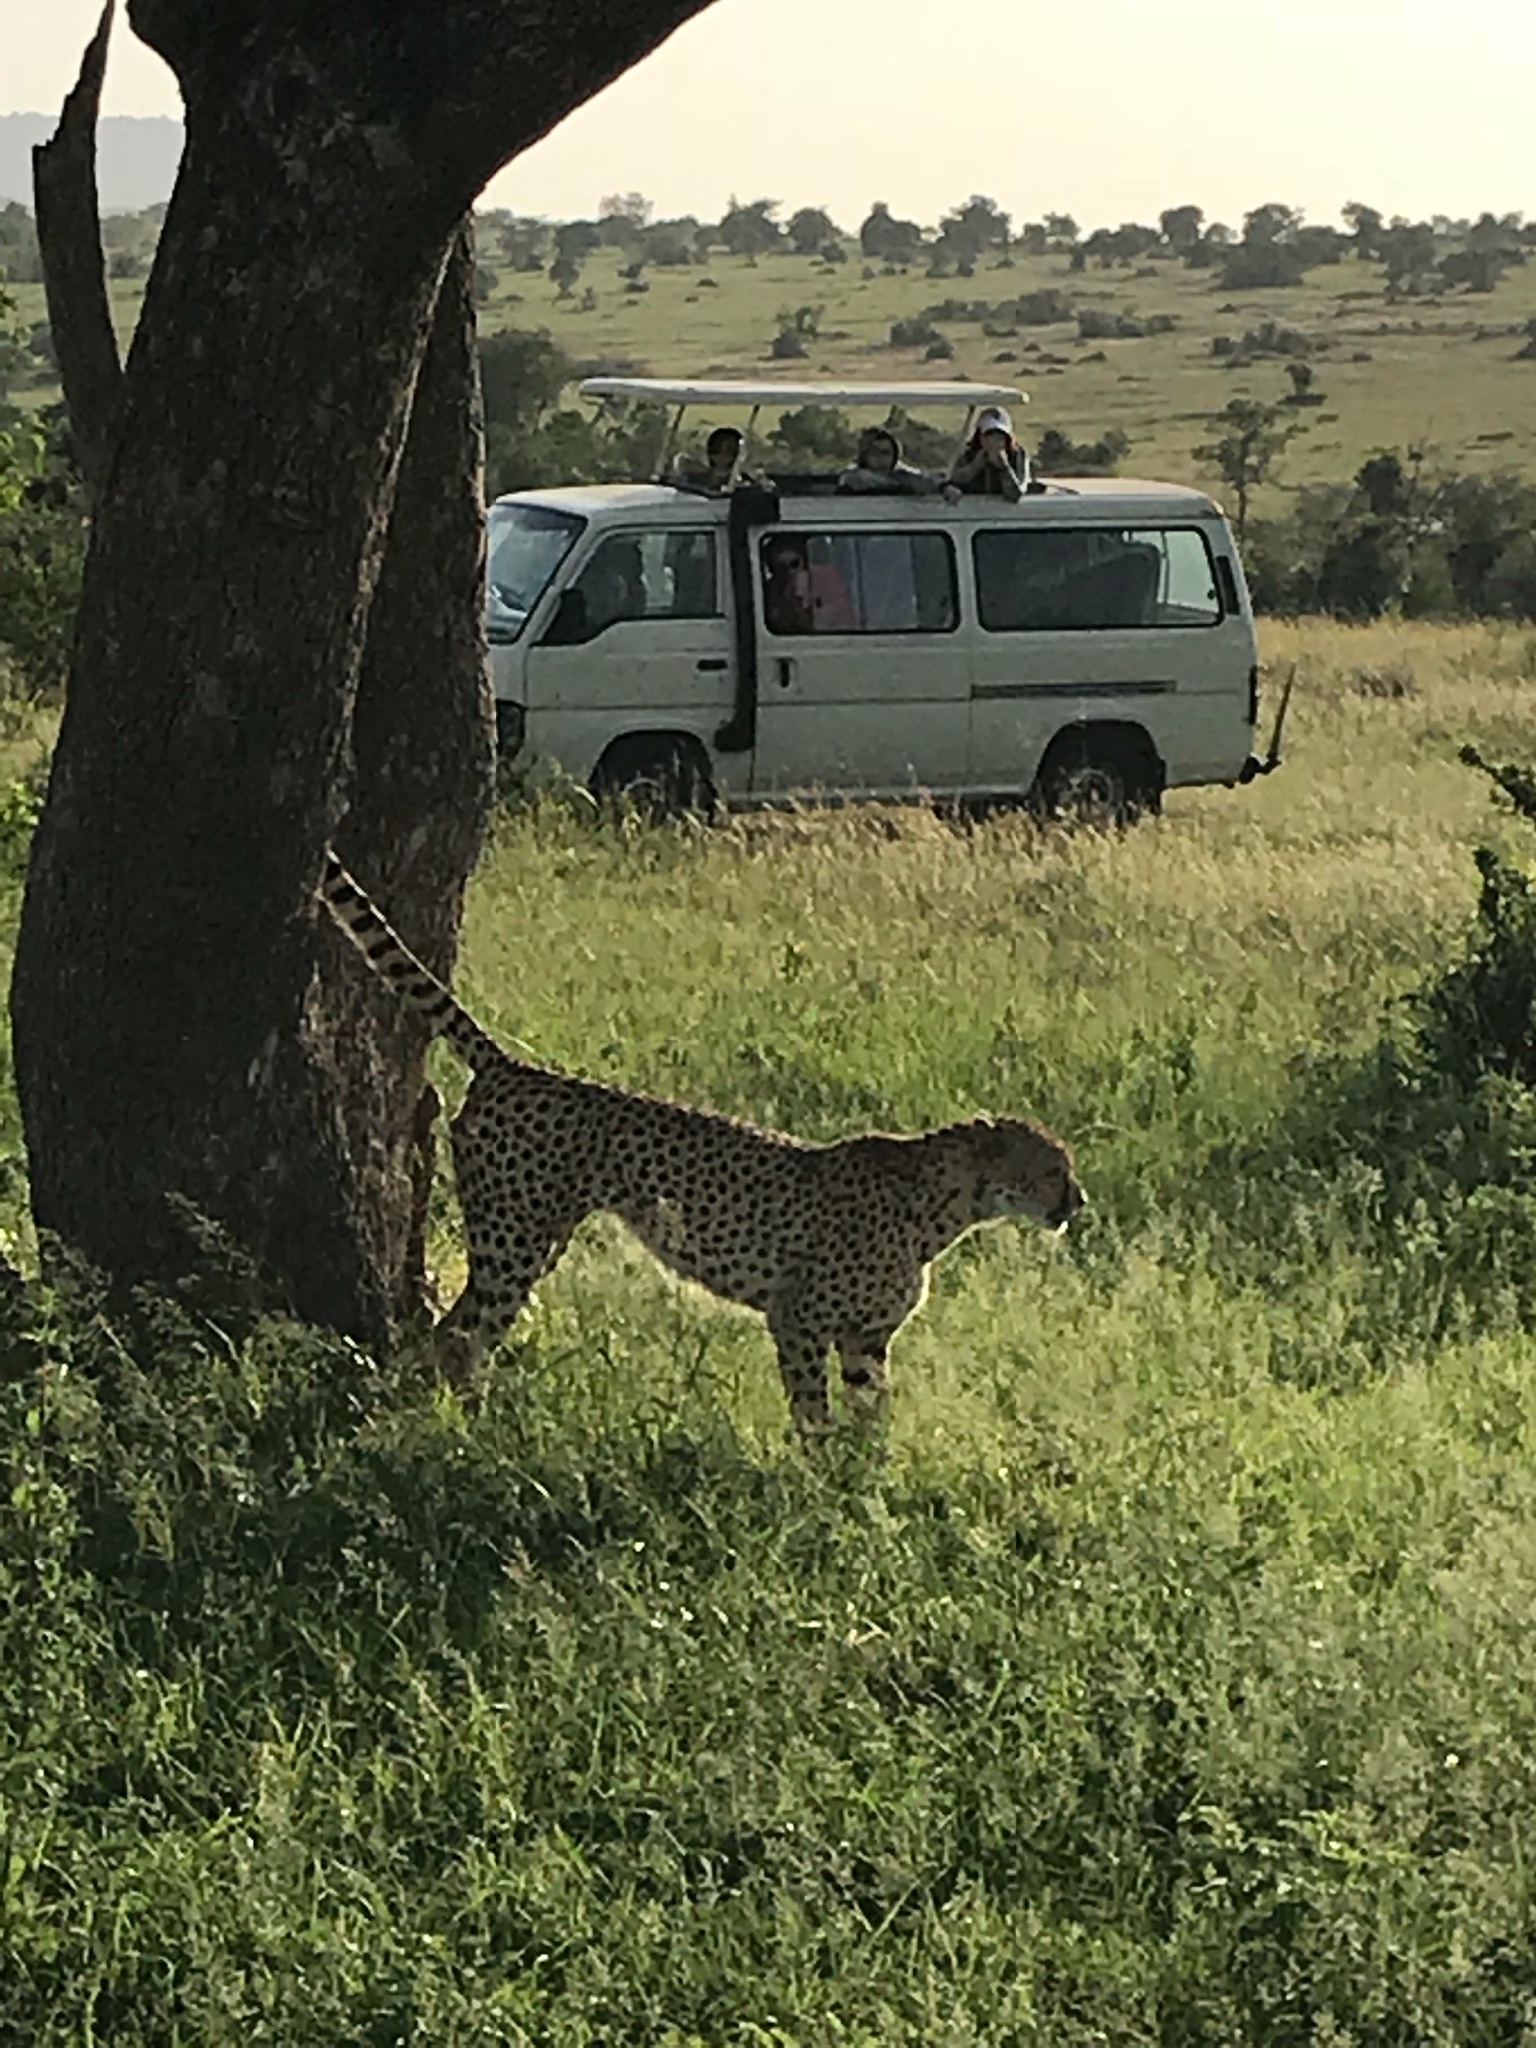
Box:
[317, 852, 1083, 1432]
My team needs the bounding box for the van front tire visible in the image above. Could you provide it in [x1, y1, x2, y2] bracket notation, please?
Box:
[590, 735, 717, 823]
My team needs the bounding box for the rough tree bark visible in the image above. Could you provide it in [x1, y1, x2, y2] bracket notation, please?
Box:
[13, 0, 715, 1344]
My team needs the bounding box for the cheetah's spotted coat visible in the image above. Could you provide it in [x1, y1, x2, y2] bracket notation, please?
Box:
[318, 852, 1083, 1431]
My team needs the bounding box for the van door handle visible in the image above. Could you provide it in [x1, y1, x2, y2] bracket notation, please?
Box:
[695, 658, 728, 672]
[776, 657, 795, 689]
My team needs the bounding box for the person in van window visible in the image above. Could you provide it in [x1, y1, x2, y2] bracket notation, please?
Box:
[762, 536, 857, 634]
[944, 405, 1028, 503]
[672, 425, 749, 492]
[582, 538, 646, 633]
[837, 425, 937, 495]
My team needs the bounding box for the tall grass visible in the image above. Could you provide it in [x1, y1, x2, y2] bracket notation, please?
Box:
[7, 622, 1536, 2040]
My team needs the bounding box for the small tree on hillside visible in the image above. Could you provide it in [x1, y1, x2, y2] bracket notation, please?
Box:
[1342, 201, 1384, 259]
[1244, 202, 1302, 247]
[1160, 204, 1204, 254]
[549, 219, 601, 298]
[598, 191, 653, 229]
[478, 328, 571, 434]
[1380, 221, 1438, 296]
[1218, 203, 1309, 289]
[859, 201, 923, 262]
[936, 195, 1011, 268]
[1193, 396, 1305, 542]
[719, 198, 782, 258]
[1083, 222, 1160, 266]
[787, 206, 839, 256]
[495, 215, 550, 272]
[1286, 359, 1318, 402]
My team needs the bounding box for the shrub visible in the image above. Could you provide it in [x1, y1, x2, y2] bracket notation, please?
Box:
[1015, 288, 1074, 326]
[0, 412, 86, 698]
[765, 406, 855, 466]
[1194, 751, 1536, 1352]
[1219, 243, 1307, 289]
[1076, 309, 1150, 341]
[1034, 425, 1130, 476]
[924, 298, 996, 324]
[889, 316, 942, 350]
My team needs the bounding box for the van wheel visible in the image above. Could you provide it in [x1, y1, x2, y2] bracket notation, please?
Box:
[591, 736, 717, 822]
[1036, 736, 1162, 827]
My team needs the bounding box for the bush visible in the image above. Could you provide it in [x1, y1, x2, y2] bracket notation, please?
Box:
[1219, 243, 1307, 289]
[1486, 535, 1536, 619]
[0, 412, 87, 698]
[924, 297, 996, 323]
[1194, 752, 1536, 1353]
[1015, 288, 1074, 325]
[479, 327, 670, 494]
[765, 406, 856, 466]
[1034, 425, 1130, 476]
[1076, 309, 1149, 341]
[888, 316, 941, 350]
[1243, 454, 1536, 622]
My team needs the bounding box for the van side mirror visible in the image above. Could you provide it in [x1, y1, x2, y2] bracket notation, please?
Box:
[541, 585, 588, 646]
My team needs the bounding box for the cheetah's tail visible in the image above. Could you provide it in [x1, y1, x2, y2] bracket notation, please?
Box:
[316, 849, 501, 1073]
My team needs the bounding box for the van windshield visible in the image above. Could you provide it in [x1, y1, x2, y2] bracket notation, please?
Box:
[486, 504, 585, 644]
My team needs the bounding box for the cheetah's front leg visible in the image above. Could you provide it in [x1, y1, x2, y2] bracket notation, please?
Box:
[836, 1333, 893, 1428]
[768, 1311, 834, 1438]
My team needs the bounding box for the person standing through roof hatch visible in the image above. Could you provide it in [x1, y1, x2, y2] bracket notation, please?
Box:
[673, 425, 751, 492]
[837, 425, 937, 494]
[945, 405, 1028, 502]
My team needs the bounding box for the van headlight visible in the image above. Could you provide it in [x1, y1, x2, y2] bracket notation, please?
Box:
[495, 700, 526, 758]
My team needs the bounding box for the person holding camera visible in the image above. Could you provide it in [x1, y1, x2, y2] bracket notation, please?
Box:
[944, 405, 1028, 502]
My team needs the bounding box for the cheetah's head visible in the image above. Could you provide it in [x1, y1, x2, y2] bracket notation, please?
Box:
[966, 1117, 1084, 1233]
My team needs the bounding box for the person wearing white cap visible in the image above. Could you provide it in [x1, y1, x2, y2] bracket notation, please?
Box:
[944, 404, 1028, 502]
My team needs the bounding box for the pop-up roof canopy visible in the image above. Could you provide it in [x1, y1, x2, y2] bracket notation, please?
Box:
[579, 377, 1027, 409]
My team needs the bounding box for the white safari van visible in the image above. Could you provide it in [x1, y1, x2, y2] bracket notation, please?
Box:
[486, 379, 1282, 818]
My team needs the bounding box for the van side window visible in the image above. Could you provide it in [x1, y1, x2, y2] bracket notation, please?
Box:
[973, 527, 1223, 632]
[543, 528, 719, 645]
[761, 532, 958, 636]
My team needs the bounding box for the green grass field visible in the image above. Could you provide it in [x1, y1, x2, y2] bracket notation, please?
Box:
[8, 619, 1536, 2038]
[11, 235, 1536, 518]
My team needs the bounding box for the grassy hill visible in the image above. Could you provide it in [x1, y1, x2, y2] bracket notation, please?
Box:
[8, 233, 1536, 518]
[470, 244, 1536, 496]
[9, 617, 1536, 2035]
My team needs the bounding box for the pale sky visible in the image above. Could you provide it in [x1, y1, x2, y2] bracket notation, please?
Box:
[7, 0, 1534, 231]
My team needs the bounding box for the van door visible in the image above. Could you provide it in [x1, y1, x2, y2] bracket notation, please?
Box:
[522, 525, 734, 781]
[966, 523, 1254, 793]
[749, 525, 969, 799]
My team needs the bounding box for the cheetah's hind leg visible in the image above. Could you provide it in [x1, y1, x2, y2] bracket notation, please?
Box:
[431, 1092, 574, 1393]
[431, 1220, 571, 1391]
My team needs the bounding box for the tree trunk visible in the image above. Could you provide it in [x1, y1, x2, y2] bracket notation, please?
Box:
[13, 0, 714, 1342]
[324, 220, 495, 1331]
